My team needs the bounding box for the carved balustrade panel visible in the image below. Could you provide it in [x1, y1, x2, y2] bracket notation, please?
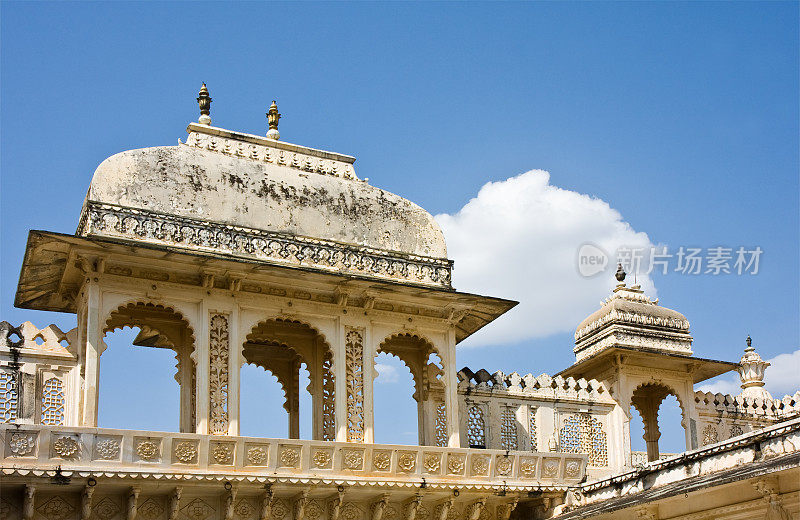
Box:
[0, 423, 587, 487]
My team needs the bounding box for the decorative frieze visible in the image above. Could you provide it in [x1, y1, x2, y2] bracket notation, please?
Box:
[79, 202, 453, 289]
[183, 131, 358, 181]
[0, 423, 587, 487]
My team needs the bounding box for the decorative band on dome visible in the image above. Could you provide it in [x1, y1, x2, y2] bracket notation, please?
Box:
[78, 202, 453, 288]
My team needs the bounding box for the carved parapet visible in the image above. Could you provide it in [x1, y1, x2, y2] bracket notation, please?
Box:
[0, 423, 587, 488]
[458, 367, 613, 403]
[694, 390, 800, 422]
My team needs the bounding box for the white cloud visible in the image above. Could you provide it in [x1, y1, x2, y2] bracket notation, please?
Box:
[698, 348, 800, 398]
[436, 170, 656, 347]
[374, 363, 399, 384]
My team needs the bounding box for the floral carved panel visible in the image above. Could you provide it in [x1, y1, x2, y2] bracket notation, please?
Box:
[345, 328, 365, 442]
[209, 313, 230, 435]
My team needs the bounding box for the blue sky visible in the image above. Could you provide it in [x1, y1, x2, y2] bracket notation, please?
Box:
[1, 2, 797, 452]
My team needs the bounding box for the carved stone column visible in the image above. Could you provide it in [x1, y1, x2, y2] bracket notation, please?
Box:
[443, 329, 461, 447]
[80, 275, 102, 427]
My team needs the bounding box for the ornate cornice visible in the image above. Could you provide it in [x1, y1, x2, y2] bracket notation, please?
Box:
[77, 202, 453, 289]
[575, 308, 691, 342]
[183, 129, 359, 181]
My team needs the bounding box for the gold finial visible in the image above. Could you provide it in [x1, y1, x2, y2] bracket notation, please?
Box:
[197, 83, 212, 125]
[266, 100, 281, 140]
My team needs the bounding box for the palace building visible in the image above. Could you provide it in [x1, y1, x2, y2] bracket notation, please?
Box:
[1, 86, 798, 520]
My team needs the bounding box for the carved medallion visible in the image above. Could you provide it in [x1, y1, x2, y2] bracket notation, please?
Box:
[271, 501, 288, 520]
[136, 440, 160, 461]
[211, 443, 233, 464]
[495, 457, 512, 476]
[96, 439, 120, 460]
[234, 499, 256, 520]
[343, 450, 364, 470]
[8, 432, 35, 456]
[471, 455, 490, 475]
[447, 454, 465, 474]
[93, 497, 121, 520]
[397, 452, 416, 472]
[279, 447, 300, 467]
[340, 504, 362, 520]
[52, 436, 80, 458]
[174, 442, 198, 463]
[138, 498, 165, 520]
[373, 451, 391, 470]
[565, 459, 581, 478]
[519, 458, 537, 477]
[181, 499, 214, 520]
[37, 496, 74, 520]
[247, 446, 267, 466]
[312, 450, 332, 468]
[305, 501, 324, 520]
[423, 453, 441, 473]
[542, 458, 559, 478]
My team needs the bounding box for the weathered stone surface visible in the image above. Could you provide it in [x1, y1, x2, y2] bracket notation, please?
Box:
[82, 136, 447, 260]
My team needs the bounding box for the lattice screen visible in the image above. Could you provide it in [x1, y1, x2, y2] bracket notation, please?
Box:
[467, 405, 486, 448]
[500, 407, 518, 450]
[0, 370, 17, 423]
[702, 424, 719, 446]
[435, 401, 447, 447]
[345, 328, 365, 442]
[528, 406, 537, 451]
[559, 413, 608, 466]
[322, 355, 336, 441]
[41, 377, 65, 425]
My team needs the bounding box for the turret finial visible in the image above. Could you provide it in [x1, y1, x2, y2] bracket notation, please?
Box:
[197, 83, 212, 125]
[266, 100, 281, 140]
[615, 263, 626, 283]
[745, 335, 753, 351]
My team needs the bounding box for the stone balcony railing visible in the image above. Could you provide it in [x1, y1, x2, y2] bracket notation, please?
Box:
[0, 425, 586, 490]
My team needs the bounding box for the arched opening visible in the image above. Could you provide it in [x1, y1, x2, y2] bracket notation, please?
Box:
[657, 395, 684, 454]
[241, 318, 333, 440]
[373, 351, 418, 445]
[101, 302, 196, 433]
[630, 383, 686, 463]
[375, 334, 446, 446]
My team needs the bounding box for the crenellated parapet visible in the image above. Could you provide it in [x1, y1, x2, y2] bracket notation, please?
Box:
[455, 367, 616, 473]
[0, 321, 80, 427]
[693, 390, 800, 446]
[457, 368, 613, 403]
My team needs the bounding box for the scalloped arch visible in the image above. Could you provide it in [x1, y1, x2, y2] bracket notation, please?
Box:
[629, 381, 689, 435]
[377, 332, 444, 403]
[103, 300, 196, 352]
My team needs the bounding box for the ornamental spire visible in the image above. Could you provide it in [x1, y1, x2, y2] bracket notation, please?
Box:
[615, 263, 626, 283]
[197, 83, 212, 125]
[266, 100, 281, 140]
[738, 335, 771, 400]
